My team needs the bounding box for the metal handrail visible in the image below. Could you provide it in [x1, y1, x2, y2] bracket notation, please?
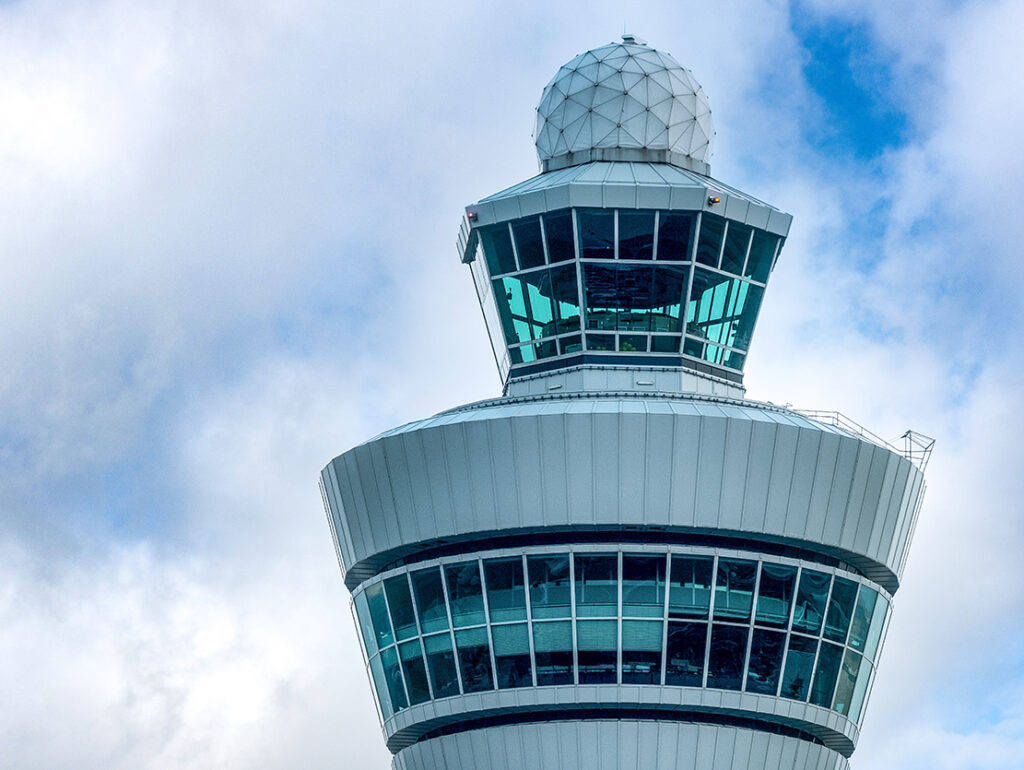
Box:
[795, 409, 935, 473]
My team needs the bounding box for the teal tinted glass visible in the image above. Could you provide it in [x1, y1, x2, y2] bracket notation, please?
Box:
[755, 563, 797, 628]
[695, 213, 726, 266]
[665, 621, 707, 686]
[847, 586, 877, 652]
[832, 649, 863, 715]
[622, 554, 666, 617]
[651, 334, 681, 353]
[793, 570, 831, 635]
[656, 212, 695, 261]
[543, 210, 575, 262]
[622, 620, 663, 684]
[586, 333, 615, 350]
[708, 624, 748, 690]
[824, 577, 859, 643]
[781, 634, 818, 701]
[454, 627, 493, 693]
[575, 554, 618, 617]
[533, 620, 573, 684]
[577, 619, 617, 683]
[721, 222, 752, 275]
[582, 264, 687, 333]
[364, 582, 394, 648]
[619, 210, 655, 260]
[512, 217, 545, 269]
[714, 559, 756, 622]
[528, 555, 571, 618]
[745, 230, 778, 282]
[480, 224, 516, 275]
[619, 333, 648, 352]
[445, 562, 486, 628]
[687, 268, 764, 351]
[864, 594, 889, 661]
[849, 660, 873, 723]
[379, 646, 408, 713]
[384, 575, 418, 641]
[492, 623, 532, 689]
[411, 567, 449, 634]
[578, 209, 615, 259]
[746, 629, 785, 695]
[669, 556, 713, 619]
[484, 557, 527, 622]
[369, 654, 394, 720]
[809, 641, 844, 707]
[423, 633, 460, 698]
[398, 639, 431, 705]
[354, 591, 378, 657]
[494, 265, 580, 346]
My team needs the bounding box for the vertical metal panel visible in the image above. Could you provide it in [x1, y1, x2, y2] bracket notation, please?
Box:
[464, 419, 498, 533]
[538, 410, 570, 526]
[764, 423, 799, 533]
[838, 443, 874, 552]
[511, 415, 546, 528]
[694, 723, 718, 767]
[593, 406, 623, 524]
[740, 417, 776, 531]
[850, 447, 889, 554]
[398, 432, 434, 544]
[695, 411, 728, 527]
[488, 417, 522, 530]
[442, 424, 476, 536]
[868, 459, 910, 563]
[822, 438, 859, 547]
[619, 408, 651, 522]
[564, 408, 596, 523]
[643, 409, 676, 523]
[719, 409, 752, 530]
[805, 433, 841, 543]
[667, 409, 701, 527]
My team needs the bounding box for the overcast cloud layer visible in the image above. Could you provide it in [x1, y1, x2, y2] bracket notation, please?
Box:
[2, 1, 1023, 768]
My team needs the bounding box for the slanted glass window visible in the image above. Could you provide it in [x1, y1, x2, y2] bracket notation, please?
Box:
[657, 212, 695, 261]
[695, 213, 726, 266]
[651, 334, 681, 353]
[423, 633, 460, 699]
[864, 594, 888, 661]
[369, 655, 395, 720]
[354, 591, 379, 657]
[492, 623, 532, 689]
[619, 210, 655, 260]
[480, 224, 516, 275]
[528, 555, 571, 619]
[847, 586, 877, 653]
[578, 209, 615, 259]
[780, 634, 818, 701]
[707, 624, 748, 690]
[533, 620, 573, 685]
[687, 269, 764, 352]
[849, 660, 873, 723]
[721, 222, 752, 275]
[574, 553, 618, 617]
[619, 333, 647, 352]
[745, 230, 778, 283]
[809, 641, 844, 708]
[755, 563, 797, 628]
[622, 554, 666, 617]
[398, 639, 431, 705]
[832, 649, 863, 716]
[583, 264, 686, 333]
[484, 557, 527, 622]
[824, 577, 859, 643]
[622, 620, 663, 684]
[454, 627, 493, 693]
[746, 629, 785, 695]
[379, 646, 408, 713]
[665, 621, 707, 686]
[669, 556, 713, 619]
[445, 562, 486, 628]
[544, 210, 575, 263]
[714, 559, 756, 622]
[411, 567, 449, 634]
[586, 333, 615, 351]
[512, 217, 546, 269]
[792, 570, 831, 635]
[577, 619, 618, 684]
[364, 582, 394, 649]
[384, 576, 418, 641]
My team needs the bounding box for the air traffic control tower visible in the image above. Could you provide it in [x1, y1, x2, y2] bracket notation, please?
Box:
[320, 37, 931, 770]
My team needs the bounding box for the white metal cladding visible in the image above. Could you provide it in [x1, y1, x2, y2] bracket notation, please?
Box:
[391, 721, 849, 770]
[321, 397, 924, 592]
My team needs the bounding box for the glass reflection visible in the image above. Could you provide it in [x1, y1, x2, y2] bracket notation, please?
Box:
[445, 562, 486, 628]
[665, 621, 707, 686]
[411, 567, 449, 634]
[793, 570, 831, 635]
[364, 582, 394, 649]
[583, 264, 686, 333]
[544, 210, 574, 263]
[755, 563, 796, 628]
[533, 620, 573, 685]
[423, 633, 460, 699]
[721, 222, 751, 275]
[577, 619, 618, 683]
[512, 217, 545, 269]
[380, 646, 408, 713]
[847, 586, 877, 653]
[622, 554, 666, 617]
[781, 634, 818, 701]
[484, 557, 527, 622]
[669, 556, 713, 619]
[695, 213, 725, 266]
[574, 554, 618, 617]
[578, 210, 615, 259]
[714, 559, 756, 622]
[745, 230, 777, 282]
[618, 210, 655, 260]
[864, 594, 888, 661]
[492, 623, 532, 689]
[454, 627, 493, 693]
[708, 624, 747, 690]
[824, 577, 858, 643]
[528, 555, 571, 619]
[746, 629, 785, 695]
[399, 639, 431, 705]
[687, 269, 764, 352]
[480, 224, 515, 275]
[832, 649, 862, 715]
[809, 642, 843, 708]
[622, 620, 663, 684]
[657, 212, 695, 261]
[384, 575, 418, 641]
[354, 591, 379, 657]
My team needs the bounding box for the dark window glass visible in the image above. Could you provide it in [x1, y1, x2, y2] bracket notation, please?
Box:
[364, 582, 394, 649]
[491, 623, 532, 689]
[619, 210, 655, 260]
[832, 649, 863, 716]
[657, 212, 695, 261]
[512, 217, 546, 269]
[586, 333, 615, 351]
[619, 333, 648, 352]
[755, 563, 797, 628]
[695, 213, 726, 266]
[721, 222, 752, 275]
[847, 586, 877, 653]
[669, 556, 713, 619]
[411, 567, 449, 634]
[423, 633, 460, 698]
[384, 576, 418, 641]
[746, 629, 786, 695]
[398, 640, 431, 705]
[583, 263, 686, 333]
[824, 577, 859, 643]
[534, 338, 558, 360]
[454, 627, 493, 693]
[665, 621, 707, 686]
[714, 559, 756, 622]
[354, 592, 379, 657]
[578, 209, 615, 259]
[745, 230, 778, 282]
[574, 554, 618, 617]
[850, 660, 873, 723]
[379, 646, 408, 712]
[687, 268, 764, 352]
[780, 634, 818, 701]
[484, 557, 527, 623]
[622, 554, 666, 617]
[533, 620, 573, 684]
[793, 570, 831, 635]
[560, 334, 583, 355]
[651, 334, 681, 353]
[683, 336, 705, 359]
[622, 620, 663, 684]
[544, 210, 575, 263]
[445, 562, 486, 628]
[810, 642, 844, 707]
[528, 555, 571, 619]
[480, 224, 516, 275]
[864, 594, 889, 661]
[707, 624, 748, 690]
[369, 655, 394, 719]
[577, 619, 618, 684]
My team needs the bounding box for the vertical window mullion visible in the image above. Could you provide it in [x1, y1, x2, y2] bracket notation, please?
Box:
[570, 549, 579, 684]
[660, 551, 672, 686]
[507, 221, 521, 271]
[716, 220, 728, 269]
[740, 561, 763, 691]
[403, 571, 435, 701]
[539, 214, 550, 265]
[616, 550, 624, 684]
[613, 209, 619, 260]
[477, 558, 499, 693]
[739, 227, 754, 278]
[701, 554, 719, 688]
[524, 553, 538, 687]
[439, 563, 465, 695]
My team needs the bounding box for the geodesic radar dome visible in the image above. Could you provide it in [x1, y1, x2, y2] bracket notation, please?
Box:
[534, 36, 715, 174]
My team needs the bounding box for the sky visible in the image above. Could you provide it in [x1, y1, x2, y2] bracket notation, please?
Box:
[1, 0, 1023, 768]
